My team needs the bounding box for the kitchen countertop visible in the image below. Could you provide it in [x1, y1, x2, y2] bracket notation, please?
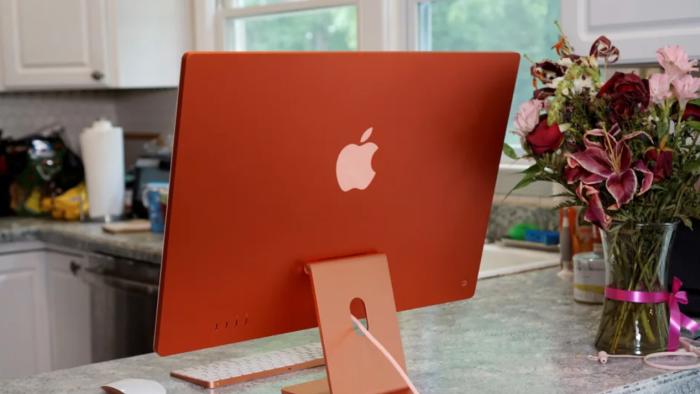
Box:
[0, 217, 163, 263]
[3, 267, 697, 394]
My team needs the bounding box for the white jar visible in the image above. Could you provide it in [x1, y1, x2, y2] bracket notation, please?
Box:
[573, 251, 605, 304]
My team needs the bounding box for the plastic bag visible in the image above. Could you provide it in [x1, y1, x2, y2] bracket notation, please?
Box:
[2, 125, 85, 216]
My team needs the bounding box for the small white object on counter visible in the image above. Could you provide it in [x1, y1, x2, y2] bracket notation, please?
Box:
[80, 120, 125, 220]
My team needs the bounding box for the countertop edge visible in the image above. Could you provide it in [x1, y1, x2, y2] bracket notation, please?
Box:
[0, 218, 163, 264]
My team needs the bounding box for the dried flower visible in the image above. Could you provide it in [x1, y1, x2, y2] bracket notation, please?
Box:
[552, 34, 574, 57]
[589, 36, 619, 64]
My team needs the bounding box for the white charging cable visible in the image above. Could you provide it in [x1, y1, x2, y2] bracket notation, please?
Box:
[586, 351, 640, 365]
[350, 316, 420, 394]
[587, 348, 700, 371]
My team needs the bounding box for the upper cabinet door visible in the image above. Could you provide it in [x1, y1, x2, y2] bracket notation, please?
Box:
[0, 0, 110, 89]
[561, 0, 700, 64]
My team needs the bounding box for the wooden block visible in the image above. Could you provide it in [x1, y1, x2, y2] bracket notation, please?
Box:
[102, 220, 151, 234]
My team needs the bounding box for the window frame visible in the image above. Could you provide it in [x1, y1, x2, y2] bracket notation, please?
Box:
[405, 0, 424, 50]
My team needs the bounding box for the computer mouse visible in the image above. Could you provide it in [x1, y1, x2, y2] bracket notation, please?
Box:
[101, 378, 166, 394]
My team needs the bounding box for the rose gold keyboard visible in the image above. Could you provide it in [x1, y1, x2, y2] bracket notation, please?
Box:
[170, 343, 325, 389]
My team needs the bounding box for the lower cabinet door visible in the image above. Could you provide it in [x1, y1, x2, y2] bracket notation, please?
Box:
[0, 252, 50, 378]
[45, 252, 92, 370]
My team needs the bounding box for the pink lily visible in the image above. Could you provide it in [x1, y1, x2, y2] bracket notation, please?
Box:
[567, 128, 653, 210]
[576, 184, 612, 230]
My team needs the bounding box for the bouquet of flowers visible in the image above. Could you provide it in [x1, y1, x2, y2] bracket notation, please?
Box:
[505, 27, 700, 354]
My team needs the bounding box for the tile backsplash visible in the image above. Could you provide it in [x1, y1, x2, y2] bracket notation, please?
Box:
[115, 89, 178, 134]
[0, 89, 178, 155]
[0, 90, 118, 152]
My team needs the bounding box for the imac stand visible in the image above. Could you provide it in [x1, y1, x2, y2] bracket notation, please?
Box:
[281, 254, 411, 394]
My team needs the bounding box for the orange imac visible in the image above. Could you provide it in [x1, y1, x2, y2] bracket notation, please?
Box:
[155, 52, 519, 392]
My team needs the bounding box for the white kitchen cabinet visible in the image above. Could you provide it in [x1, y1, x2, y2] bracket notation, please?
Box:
[0, 249, 51, 379]
[0, 0, 109, 89]
[45, 251, 92, 371]
[561, 0, 700, 64]
[0, 243, 94, 378]
[0, 0, 192, 90]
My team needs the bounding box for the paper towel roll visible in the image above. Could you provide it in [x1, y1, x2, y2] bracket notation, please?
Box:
[80, 120, 125, 219]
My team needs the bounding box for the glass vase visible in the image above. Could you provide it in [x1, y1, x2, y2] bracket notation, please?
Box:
[594, 222, 677, 355]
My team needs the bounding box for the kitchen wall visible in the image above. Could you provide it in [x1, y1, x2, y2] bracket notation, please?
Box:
[115, 89, 178, 133]
[0, 90, 118, 153]
[0, 89, 179, 165]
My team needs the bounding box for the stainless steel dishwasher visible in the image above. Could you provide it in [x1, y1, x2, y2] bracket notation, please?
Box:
[71, 252, 160, 362]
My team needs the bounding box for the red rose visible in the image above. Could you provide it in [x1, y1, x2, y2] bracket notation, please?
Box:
[683, 103, 700, 121]
[597, 72, 650, 123]
[526, 117, 564, 155]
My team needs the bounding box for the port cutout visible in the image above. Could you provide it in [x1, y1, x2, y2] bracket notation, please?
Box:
[214, 315, 248, 332]
[350, 297, 368, 334]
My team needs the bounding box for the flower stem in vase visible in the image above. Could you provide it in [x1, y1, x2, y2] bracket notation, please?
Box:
[594, 223, 674, 355]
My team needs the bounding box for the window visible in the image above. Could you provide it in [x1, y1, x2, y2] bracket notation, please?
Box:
[415, 0, 561, 147]
[221, 2, 358, 51]
[209, 0, 561, 149]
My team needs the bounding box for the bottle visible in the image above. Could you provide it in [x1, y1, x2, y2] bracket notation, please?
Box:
[573, 245, 605, 304]
[558, 214, 573, 280]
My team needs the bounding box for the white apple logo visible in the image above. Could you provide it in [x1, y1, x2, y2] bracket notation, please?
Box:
[336, 127, 378, 192]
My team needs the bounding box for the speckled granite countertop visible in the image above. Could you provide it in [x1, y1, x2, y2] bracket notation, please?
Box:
[0, 217, 163, 263]
[2, 268, 697, 394]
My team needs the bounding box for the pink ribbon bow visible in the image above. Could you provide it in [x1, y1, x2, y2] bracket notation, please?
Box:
[604, 277, 700, 351]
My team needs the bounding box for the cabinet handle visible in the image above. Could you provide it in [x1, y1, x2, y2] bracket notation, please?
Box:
[81, 267, 159, 294]
[70, 261, 82, 276]
[91, 70, 104, 81]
